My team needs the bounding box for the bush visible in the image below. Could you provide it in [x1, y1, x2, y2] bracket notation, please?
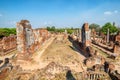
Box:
[0, 28, 16, 38]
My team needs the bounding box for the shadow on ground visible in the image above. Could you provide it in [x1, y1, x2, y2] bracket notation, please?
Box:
[92, 41, 113, 53]
[68, 36, 87, 58]
[66, 70, 76, 80]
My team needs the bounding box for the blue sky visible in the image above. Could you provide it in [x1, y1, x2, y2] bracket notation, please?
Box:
[0, 0, 120, 28]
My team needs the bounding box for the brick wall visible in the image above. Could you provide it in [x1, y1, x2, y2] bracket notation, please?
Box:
[0, 35, 17, 55]
[16, 20, 50, 57]
[114, 33, 120, 54]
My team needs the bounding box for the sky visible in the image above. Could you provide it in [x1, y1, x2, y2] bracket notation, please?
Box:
[0, 0, 120, 28]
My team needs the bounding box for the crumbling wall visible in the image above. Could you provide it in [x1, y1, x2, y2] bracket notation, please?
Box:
[81, 23, 92, 57]
[81, 23, 91, 47]
[0, 35, 17, 55]
[16, 21, 26, 54]
[114, 33, 120, 54]
[39, 28, 49, 42]
[16, 20, 50, 59]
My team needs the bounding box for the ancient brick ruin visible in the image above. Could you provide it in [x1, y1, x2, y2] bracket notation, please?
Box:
[1, 21, 120, 80]
[0, 34, 17, 55]
[16, 20, 50, 59]
[81, 23, 91, 47]
[68, 22, 120, 80]
[114, 33, 120, 54]
[91, 28, 96, 41]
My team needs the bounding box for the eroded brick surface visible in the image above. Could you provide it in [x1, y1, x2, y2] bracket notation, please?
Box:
[114, 33, 120, 54]
[81, 23, 91, 47]
[16, 20, 50, 59]
[0, 35, 16, 55]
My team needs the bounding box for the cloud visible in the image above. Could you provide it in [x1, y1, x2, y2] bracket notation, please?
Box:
[0, 14, 2, 17]
[104, 10, 118, 15]
[104, 11, 112, 15]
[114, 10, 118, 13]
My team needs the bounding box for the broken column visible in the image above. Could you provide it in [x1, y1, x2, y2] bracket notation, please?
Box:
[81, 23, 91, 57]
[78, 28, 81, 42]
[113, 32, 120, 54]
[81, 23, 91, 47]
[91, 28, 96, 42]
[16, 20, 35, 59]
[107, 28, 110, 43]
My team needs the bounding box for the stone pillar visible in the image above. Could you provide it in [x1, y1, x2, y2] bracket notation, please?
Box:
[16, 20, 35, 59]
[107, 28, 109, 43]
[78, 28, 81, 42]
[114, 33, 120, 54]
[76, 29, 79, 37]
[91, 29, 96, 41]
[81, 23, 91, 47]
[16, 22, 26, 54]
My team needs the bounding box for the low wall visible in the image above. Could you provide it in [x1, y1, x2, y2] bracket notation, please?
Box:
[0, 35, 17, 55]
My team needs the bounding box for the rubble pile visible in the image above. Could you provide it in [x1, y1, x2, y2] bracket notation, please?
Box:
[3, 62, 71, 80]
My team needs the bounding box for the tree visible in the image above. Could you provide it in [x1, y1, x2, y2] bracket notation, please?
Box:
[0, 28, 16, 38]
[89, 23, 100, 32]
[101, 22, 118, 35]
[51, 26, 55, 31]
[46, 26, 56, 31]
[67, 29, 74, 34]
[46, 26, 51, 31]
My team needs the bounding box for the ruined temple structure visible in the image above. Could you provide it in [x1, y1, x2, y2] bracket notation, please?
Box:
[16, 20, 50, 59]
[16, 20, 34, 55]
[0, 34, 17, 55]
[68, 23, 93, 57]
[81, 23, 92, 57]
[114, 32, 120, 54]
[91, 28, 96, 41]
[81, 23, 91, 47]
[39, 28, 49, 42]
[78, 29, 81, 42]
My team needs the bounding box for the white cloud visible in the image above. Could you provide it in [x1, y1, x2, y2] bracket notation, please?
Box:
[104, 11, 112, 15]
[104, 10, 118, 15]
[114, 10, 118, 13]
[0, 14, 2, 17]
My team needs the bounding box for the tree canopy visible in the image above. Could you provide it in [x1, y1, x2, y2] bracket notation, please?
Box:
[0, 28, 16, 38]
[89, 23, 100, 32]
[101, 22, 118, 35]
[47, 26, 56, 31]
[46, 26, 74, 34]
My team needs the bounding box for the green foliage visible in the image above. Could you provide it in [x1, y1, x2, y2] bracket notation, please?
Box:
[89, 23, 100, 32]
[67, 28, 74, 34]
[46, 26, 74, 34]
[0, 28, 16, 38]
[56, 28, 65, 32]
[47, 26, 55, 31]
[118, 27, 120, 32]
[101, 22, 118, 35]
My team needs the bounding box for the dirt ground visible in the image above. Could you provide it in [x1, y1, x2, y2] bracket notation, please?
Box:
[15, 34, 85, 72]
[40, 34, 85, 72]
